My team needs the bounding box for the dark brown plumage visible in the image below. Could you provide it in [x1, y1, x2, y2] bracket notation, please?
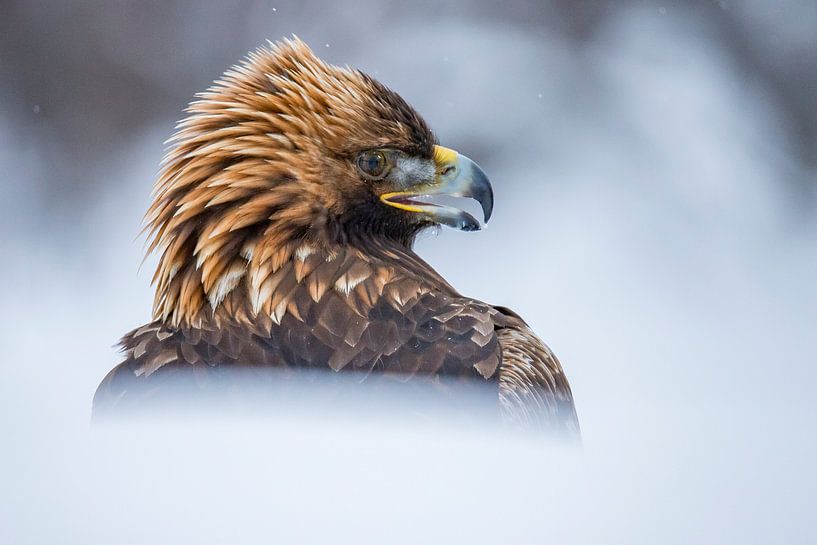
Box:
[93, 38, 579, 434]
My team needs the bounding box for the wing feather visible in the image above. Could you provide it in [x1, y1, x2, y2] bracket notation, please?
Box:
[495, 316, 580, 436]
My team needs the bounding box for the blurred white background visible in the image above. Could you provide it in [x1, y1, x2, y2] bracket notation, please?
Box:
[1, 1, 816, 543]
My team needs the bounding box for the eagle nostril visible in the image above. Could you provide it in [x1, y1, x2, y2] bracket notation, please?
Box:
[440, 165, 457, 178]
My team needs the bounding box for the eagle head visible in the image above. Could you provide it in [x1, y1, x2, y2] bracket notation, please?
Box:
[147, 38, 493, 326]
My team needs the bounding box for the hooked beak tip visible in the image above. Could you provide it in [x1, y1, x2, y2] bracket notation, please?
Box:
[468, 160, 494, 224]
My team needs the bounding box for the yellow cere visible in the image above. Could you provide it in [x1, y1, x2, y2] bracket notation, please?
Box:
[432, 145, 459, 169]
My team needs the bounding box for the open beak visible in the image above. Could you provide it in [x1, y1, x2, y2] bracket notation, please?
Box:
[380, 145, 494, 231]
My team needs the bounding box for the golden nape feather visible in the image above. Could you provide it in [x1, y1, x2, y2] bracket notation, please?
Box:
[94, 37, 579, 436]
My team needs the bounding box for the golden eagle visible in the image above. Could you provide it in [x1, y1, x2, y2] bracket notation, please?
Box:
[94, 38, 578, 434]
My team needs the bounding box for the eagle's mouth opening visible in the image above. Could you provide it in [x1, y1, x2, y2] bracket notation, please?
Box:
[382, 193, 485, 232]
[383, 194, 427, 207]
[386, 194, 482, 214]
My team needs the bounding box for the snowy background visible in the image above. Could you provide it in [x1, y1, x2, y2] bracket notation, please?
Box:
[1, 1, 816, 543]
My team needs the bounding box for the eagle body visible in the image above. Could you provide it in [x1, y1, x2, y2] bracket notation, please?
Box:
[94, 39, 578, 434]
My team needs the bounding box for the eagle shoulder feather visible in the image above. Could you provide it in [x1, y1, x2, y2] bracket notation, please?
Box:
[95, 243, 577, 434]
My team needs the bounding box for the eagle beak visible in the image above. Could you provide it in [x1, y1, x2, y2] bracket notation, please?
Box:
[380, 145, 494, 231]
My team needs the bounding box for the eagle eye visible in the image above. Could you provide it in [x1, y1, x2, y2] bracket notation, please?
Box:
[356, 150, 390, 180]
